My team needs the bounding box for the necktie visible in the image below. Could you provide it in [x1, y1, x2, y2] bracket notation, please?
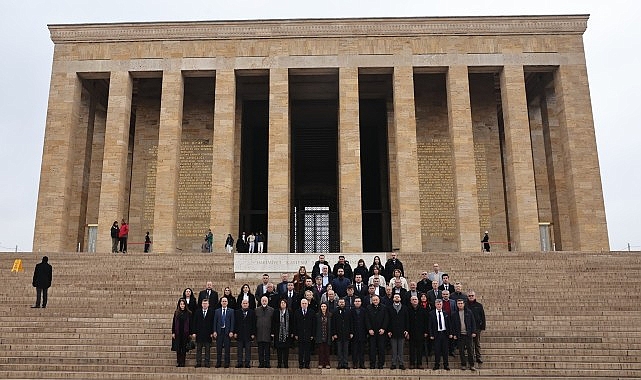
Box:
[222, 309, 226, 328]
[303, 309, 306, 316]
[438, 311, 443, 330]
[203, 310, 206, 318]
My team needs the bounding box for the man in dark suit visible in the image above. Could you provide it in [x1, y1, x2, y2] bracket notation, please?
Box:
[428, 299, 451, 371]
[292, 298, 315, 369]
[466, 291, 486, 364]
[255, 273, 271, 301]
[403, 281, 420, 307]
[276, 273, 289, 295]
[343, 285, 356, 311]
[233, 298, 256, 368]
[450, 298, 478, 371]
[191, 298, 215, 368]
[332, 255, 353, 280]
[441, 290, 458, 355]
[417, 270, 431, 294]
[312, 275, 326, 304]
[350, 297, 368, 369]
[365, 295, 389, 369]
[407, 295, 428, 369]
[384, 252, 404, 280]
[387, 293, 409, 370]
[391, 278, 408, 301]
[213, 297, 235, 368]
[438, 273, 455, 294]
[32, 256, 52, 308]
[280, 282, 300, 311]
[426, 280, 442, 309]
[352, 274, 367, 299]
[332, 298, 353, 369]
[311, 254, 331, 280]
[198, 281, 219, 309]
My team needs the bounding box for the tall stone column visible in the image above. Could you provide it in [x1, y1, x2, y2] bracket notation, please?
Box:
[267, 68, 290, 252]
[553, 64, 609, 251]
[447, 66, 482, 252]
[97, 71, 133, 253]
[152, 71, 184, 253]
[210, 70, 237, 252]
[392, 66, 422, 253]
[33, 72, 82, 253]
[338, 67, 363, 252]
[499, 65, 540, 251]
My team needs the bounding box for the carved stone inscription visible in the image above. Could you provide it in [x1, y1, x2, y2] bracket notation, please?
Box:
[143, 145, 158, 231]
[418, 139, 456, 240]
[474, 142, 490, 231]
[177, 140, 212, 239]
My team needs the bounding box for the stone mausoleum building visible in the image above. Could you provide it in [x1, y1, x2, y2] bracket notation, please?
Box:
[34, 15, 609, 254]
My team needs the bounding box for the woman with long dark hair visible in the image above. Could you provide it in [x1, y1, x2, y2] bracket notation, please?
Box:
[172, 298, 192, 367]
[182, 288, 197, 314]
[315, 302, 332, 369]
[236, 284, 256, 309]
[353, 258, 369, 283]
[220, 286, 237, 309]
[368, 256, 382, 276]
[272, 298, 292, 368]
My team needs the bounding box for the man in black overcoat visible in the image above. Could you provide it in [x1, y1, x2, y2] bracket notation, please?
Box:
[233, 298, 256, 368]
[198, 281, 219, 309]
[191, 298, 215, 367]
[350, 297, 368, 369]
[292, 298, 316, 369]
[32, 256, 52, 308]
[332, 298, 353, 369]
[407, 294, 428, 369]
[365, 295, 389, 369]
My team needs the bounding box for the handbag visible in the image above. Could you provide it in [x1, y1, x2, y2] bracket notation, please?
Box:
[171, 338, 179, 351]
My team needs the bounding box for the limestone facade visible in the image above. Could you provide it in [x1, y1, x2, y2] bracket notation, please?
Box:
[34, 15, 610, 253]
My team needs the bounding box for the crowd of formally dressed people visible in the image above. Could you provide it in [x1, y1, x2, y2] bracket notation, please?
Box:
[171, 253, 486, 371]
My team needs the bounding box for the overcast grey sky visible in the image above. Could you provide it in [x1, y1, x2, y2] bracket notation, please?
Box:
[0, 0, 638, 252]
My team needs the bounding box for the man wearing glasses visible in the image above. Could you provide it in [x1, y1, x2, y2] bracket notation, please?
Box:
[417, 271, 431, 294]
[466, 291, 486, 365]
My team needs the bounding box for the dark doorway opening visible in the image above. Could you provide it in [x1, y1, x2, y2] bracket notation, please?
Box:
[238, 73, 269, 242]
[290, 70, 340, 252]
[359, 72, 393, 252]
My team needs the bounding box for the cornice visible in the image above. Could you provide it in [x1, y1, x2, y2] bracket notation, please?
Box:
[49, 15, 589, 44]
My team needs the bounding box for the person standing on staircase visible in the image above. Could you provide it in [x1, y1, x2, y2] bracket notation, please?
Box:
[482, 231, 491, 252]
[466, 291, 486, 365]
[255, 296, 275, 368]
[31, 256, 52, 309]
[110, 221, 119, 253]
[118, 219, 129, 253]
[172, 298, 192, 367]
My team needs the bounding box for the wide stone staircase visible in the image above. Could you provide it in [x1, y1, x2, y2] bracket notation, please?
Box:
[1, 251, 640, 379]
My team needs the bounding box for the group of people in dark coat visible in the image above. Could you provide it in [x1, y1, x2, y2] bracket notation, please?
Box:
[171, 254, 486, 371]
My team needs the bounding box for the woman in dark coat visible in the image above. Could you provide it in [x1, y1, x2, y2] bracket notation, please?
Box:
[172, 298, 192, 367]
[236, 284, 256, 310]
[353, 258, 369, 284]
[368, 256, 382, 276]
[182, 288, 198, 314]
[220, 286, 238, 309]
[315, 302, 332, 369]
[272, 298, 293, 368]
